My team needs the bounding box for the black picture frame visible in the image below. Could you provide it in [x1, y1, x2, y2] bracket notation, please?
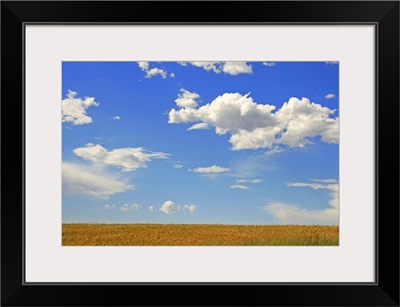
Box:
[1, 1, 399, 306]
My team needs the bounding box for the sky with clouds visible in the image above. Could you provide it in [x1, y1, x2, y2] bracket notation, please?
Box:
[62, 61, 339, 225]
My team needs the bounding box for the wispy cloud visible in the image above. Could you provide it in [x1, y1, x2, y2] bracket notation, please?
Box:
[310, 179, 338, 183]
[174, 164, 184, 169]
[265, 146, 284, 155]
[325, 94, 335, 99]
[104, 204, 116, 209]
[73, 143, 170, 172]
[191, 165, 230, 174]
[120, 204, 141, 212]
[62, 162, 134, 199]
[187, 123, 211, 131]
[236, 179, 262, 184]
[264, 202, 338, 225]
[263, 180, 339, 225]
[112, 116, 121, 120]
[183, 204, 197, 214]
[230, 154, 275, 179]
[230, 184, 250, 190]
[230, 178, 261, 190]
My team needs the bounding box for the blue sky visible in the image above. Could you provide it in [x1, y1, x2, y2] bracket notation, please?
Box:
[62, 61, 339, 225]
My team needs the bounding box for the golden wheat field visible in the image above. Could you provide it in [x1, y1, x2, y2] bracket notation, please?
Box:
[62, 224, 339, 246]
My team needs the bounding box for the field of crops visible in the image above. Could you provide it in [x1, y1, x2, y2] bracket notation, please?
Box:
[62, 224, 339, 246]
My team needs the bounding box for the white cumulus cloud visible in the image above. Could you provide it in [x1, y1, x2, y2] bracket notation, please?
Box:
[137, 61, 169, 79]
[146, 67, 167, 78]
[62, 162, 134, 199]
[61, 90, 99, 125]
[191, 165, 230, 174]
[154, 201, 198, 214]
[169, 93, 338, 150]
[113, 116, 121, 120]
[138, 61, 149, 70]
[175, 89, 200, 108]
[104, 204, 116, 209]
[263, 62, 276, 67]
[179, 61, 221, 73]
[159, 200, 176, 214]
[263, 180, 339, 225]
[221, 62, 252, 75]
[178, 62, 252, 75]
[73, 144, 169, 172]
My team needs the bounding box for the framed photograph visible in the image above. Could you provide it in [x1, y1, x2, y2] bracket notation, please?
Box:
[2, 1, 399, 306]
